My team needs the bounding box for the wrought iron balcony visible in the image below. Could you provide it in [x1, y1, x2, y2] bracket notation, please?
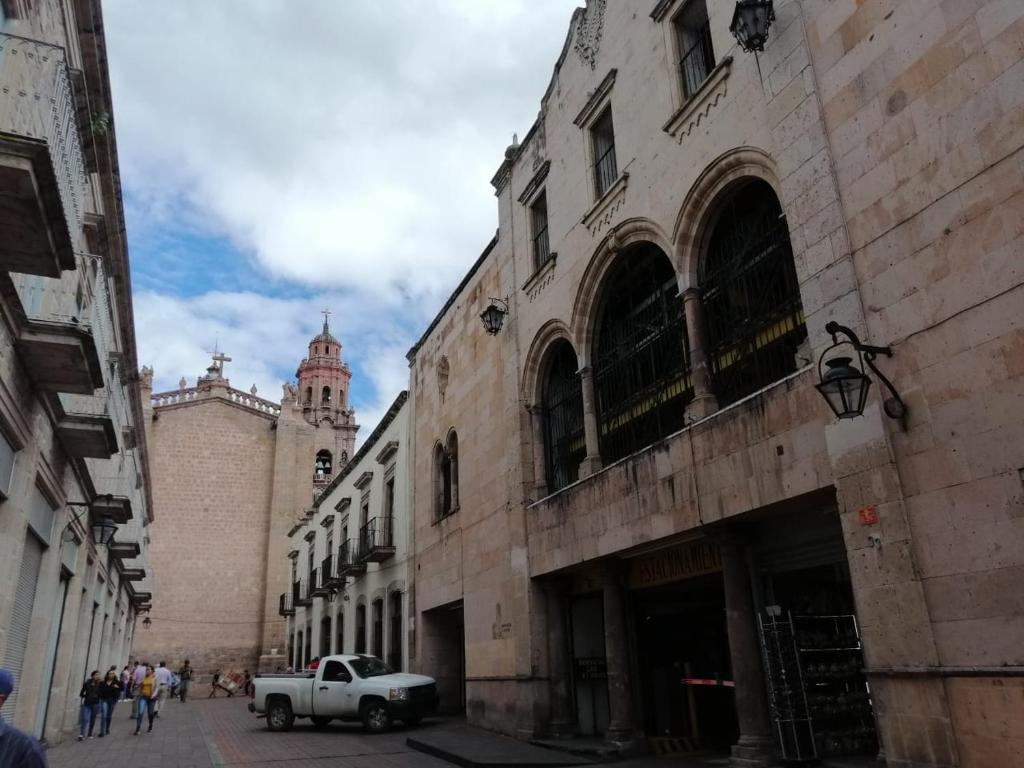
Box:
[322, 553, 344, 589]
[0, 33, 86, 277]
[293, 579, 312, 608]
[359, 517, 395, 563]
[279, 592, 295, 617]
[337, 539, 366, 577]
[311, 565, 333, 598]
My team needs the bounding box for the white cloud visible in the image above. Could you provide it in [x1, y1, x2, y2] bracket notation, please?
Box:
[107, 0, 582, 300]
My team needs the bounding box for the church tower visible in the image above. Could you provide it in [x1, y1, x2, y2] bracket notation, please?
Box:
[295, 311, 359, 492]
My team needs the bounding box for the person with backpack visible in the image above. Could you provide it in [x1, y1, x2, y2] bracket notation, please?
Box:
[177, 660, 193, 702]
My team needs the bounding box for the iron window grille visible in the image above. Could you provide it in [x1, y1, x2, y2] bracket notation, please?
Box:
[542, 341, 585, 493]
[593, 245, 692, 464]
[591, 107, 618, 198]
[677, 14, 715, 101]
[531, 191, 551, 270]
[699, 182, 806, 408]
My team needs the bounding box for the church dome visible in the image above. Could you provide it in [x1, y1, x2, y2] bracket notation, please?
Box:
[310, 315, 339, 347]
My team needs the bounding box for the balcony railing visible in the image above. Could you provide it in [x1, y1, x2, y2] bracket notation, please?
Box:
[359, 517, 395, 563]
[293, 579, 312, 608]
[322, 553, 344, 588]
[337, 539, 366, 577]
[279, 592, 295, 617]
[0, 33, 86, 273]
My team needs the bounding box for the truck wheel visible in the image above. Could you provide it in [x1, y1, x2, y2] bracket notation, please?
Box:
[362, 701, 391, 733]
[266, 699, 294, 732]
[311, 716, 331, 729]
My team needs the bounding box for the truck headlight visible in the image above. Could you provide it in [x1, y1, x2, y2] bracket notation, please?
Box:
[389, 687, 409, 701]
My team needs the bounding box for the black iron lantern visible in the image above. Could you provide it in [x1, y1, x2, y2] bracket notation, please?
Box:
[730, 0, 775, 52]
[142, 616, 152, 629]
[815, 321, 906, 426]
[817, 356, 871, 420]
[480, 298, 509, 335]
[92, 514, 118, 547]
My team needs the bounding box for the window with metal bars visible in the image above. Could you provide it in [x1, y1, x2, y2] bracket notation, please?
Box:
[591, 107, 618, 198]
[541, 341, 585, 493]
[593, 244, 692, 464]
[531, 191, 551, 270]
[675, 0, 715, 101]
[699, 180, 806, 407]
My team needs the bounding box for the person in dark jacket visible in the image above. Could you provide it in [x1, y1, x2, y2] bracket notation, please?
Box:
[98, 670, 121, 736]
[0, 669, 46, 767]
[78, 670, 103, 740]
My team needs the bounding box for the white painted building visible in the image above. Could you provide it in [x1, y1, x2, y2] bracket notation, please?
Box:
[284, 392, 410, 672]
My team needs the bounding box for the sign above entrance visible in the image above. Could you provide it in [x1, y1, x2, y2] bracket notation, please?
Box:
[629, 540, 722, 589]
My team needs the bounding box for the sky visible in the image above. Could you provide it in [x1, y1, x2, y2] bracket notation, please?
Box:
[104, 0, 583, 435]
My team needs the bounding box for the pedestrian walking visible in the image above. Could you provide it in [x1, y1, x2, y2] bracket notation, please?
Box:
[78, 670, 103, 740]
[98, 670, 120, 736]
[120, 666, 131, 700]
[133, 666, 158, 735]
[243, 669, 253, 698]
[178, 659, 193, 702]
[208, 670, 221, 698]
[129, 661, 146, 719]
[0, 669, 47, 767]
[154, 661, 172, 715]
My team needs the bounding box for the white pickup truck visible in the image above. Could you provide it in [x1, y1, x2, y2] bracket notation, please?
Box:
[249, 654, 438, 733]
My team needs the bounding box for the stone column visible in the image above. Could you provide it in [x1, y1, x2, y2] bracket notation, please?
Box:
[578, 366, 603, 477]
[720, 538, 774, 767]
[601, 562, 634, 744]
[544, 579, 575, 737]
[682, 288, 718, 419]
[528, 405, 549, 499]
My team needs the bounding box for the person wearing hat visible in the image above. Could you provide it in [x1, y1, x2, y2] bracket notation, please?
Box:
[0, 668, 47, 767]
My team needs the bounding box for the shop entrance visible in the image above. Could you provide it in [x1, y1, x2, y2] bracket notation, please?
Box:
[634, 573, 738, 749]
[752, 504, 879, 762]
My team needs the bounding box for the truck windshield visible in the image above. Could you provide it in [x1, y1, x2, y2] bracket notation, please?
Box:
[348, 657, 393, 679]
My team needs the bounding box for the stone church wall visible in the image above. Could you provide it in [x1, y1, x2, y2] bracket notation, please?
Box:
[134, 397, 276, 680]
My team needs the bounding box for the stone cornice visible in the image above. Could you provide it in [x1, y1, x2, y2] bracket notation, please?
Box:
[517, 160, 551, 205]
[375, 440, 399, 465]
[573, 68, 618, 128]
[354, 471, 374, 490]
[582, 170, 629, 236]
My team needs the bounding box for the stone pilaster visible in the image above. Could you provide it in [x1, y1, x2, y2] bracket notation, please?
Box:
[720, 538, 774, 767]
[578, 366, 603, 477]
[682, 288, 718, 419]
[601, 561, 634, 745]
[544, 578, 574, 738]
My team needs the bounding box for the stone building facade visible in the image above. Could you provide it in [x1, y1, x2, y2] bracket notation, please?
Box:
[283, 392, 411, 675]
[404, 1, 1024, 767]
[134, 319, 359, 678]
[0, 0, 153, 744]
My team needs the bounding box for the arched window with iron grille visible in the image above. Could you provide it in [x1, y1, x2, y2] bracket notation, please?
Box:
[593, 243, 691, 464]
[541, 341, 585, 492]
[699, 180, 805, 407]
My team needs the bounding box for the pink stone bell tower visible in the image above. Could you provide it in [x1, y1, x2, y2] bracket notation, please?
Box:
[296, 310, 359, 488]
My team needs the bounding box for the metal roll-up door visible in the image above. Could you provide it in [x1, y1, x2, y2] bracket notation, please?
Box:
[2, 532, 44, 721]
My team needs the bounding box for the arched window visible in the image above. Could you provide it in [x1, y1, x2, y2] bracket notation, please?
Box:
[699, 180, 805, 407]
[321, 386, 331, 406]
[315, 449, 332, 479]
[541, 341, 585, 492]
[434, 431, 459, 520]
[304, 387, 313, 405]
[593, 243, 691, 464]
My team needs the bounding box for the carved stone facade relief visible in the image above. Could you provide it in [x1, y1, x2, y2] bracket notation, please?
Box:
[573, 0, 606, 71]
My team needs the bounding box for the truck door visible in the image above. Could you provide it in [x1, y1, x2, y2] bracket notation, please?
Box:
[313, 660, 355, 716]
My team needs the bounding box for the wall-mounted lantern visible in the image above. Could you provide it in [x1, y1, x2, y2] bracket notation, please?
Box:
[62, 494, 118, 546]
[480, 297, 510, 335]
[142, 616, 152, 630]
[730, 0, 775, 52]
[815, 321, 906, 427]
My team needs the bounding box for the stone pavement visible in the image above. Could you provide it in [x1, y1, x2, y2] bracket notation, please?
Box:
[44, 695, 732, 768]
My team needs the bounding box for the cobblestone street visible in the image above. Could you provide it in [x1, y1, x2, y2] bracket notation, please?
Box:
[45, 696, 453, 768]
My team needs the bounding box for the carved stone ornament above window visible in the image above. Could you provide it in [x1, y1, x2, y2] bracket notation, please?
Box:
[663, 57, 732, 143]
[582, 171, 629, 236]
[335, 496, 352, 512]
[574, 0, 607, 70]
[574, 69, 618, 128]
[354, 471, 374, 490]
[518, 160, 551, 205]
[319, 513, 335, 528]
[521, 252, 558, 303]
